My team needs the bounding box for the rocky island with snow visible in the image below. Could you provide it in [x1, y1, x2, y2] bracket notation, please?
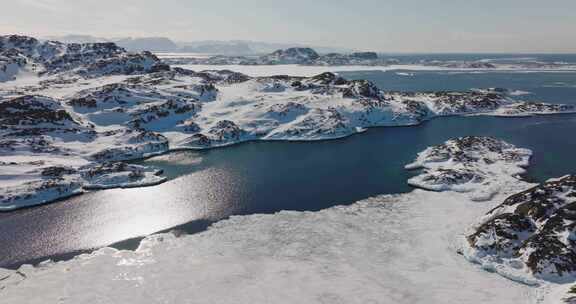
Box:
[464, 174, 576, 302]
[405, 136, 533, 201]
[161, 47, 391, 66]
[1, 35, 576, 211]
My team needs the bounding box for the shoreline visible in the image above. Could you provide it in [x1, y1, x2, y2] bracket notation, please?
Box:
[0, 111, 576, 213]
[3, 110, 576, 212]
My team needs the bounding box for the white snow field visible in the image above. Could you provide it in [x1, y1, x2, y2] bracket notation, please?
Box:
[1, 136, 562, 304]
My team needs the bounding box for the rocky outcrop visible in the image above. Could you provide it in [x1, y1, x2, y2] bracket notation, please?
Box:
[467, 175, 576, 280]
[259, 48, 320, 64]
[0, 95, 79, 127]
[0, 95, 92, 155]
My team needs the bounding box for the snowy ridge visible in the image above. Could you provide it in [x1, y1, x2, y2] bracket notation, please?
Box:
[0, 136, 542, 304]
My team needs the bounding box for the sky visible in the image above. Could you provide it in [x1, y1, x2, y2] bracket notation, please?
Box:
[2, 0, 576, 53]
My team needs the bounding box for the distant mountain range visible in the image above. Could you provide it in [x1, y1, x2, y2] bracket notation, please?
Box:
[44, 35, 353, 55]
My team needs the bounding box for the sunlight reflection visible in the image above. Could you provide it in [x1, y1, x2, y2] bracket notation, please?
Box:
[88, 166, 248, 247]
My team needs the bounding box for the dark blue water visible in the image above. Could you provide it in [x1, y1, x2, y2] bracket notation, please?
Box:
[0, 70, 575, 269]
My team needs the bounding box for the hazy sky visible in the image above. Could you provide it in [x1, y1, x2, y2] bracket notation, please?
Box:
[2, 0, 576, 53]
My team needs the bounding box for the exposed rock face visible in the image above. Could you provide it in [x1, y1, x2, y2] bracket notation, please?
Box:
[467, 175, 576, 279]
[209, 120, 244, 142]
[0, 95, 78, 127]
[306, 72, 348, 86]
[0, 95, 92, 156]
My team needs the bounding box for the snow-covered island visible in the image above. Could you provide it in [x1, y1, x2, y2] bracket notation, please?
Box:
[405, 136, 533, 201]
[1, 35, 576, 211]
[161, 47, 388, 66]
[159, 46, 576, 71]
[1, 136, 574, 303]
